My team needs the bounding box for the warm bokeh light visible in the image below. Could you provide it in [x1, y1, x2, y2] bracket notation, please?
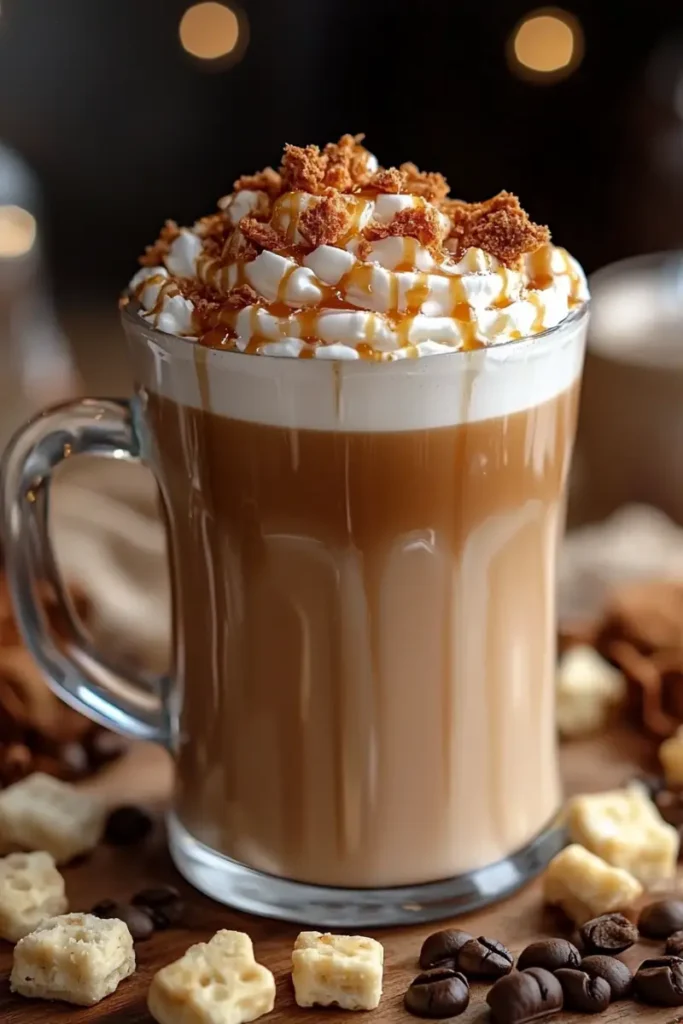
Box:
[179, 2, 241, 61]
[0, 205, 36, 258]
[509, 8, 583, 81]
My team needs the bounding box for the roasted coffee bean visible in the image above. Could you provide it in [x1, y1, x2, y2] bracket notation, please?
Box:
[487, 967, 563, 1024]
[634, 956, 683, 1006]
[418, 929, 473, 970]
[666, 931, 683, 957]
[579, 912, 638, 955]
[90, 899, 154, 941]
[555, 968, 611, 1013]
[581, 955, 633, 1000]
[655, 789, 683, 828]
[404, 967, 470, 1018]
[638, 899, 683, 938]
[458, 936, 514, 979]
[104, 805, 153, 846]
[90, 898, 118, 918]
[131, 884, 184, 928]
[517, 938, 581, 973]
[636, 773, 666, 802]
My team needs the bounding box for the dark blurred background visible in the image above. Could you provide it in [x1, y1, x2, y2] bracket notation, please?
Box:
[1, 0, 683, 298]
[3, 0, 683, 524]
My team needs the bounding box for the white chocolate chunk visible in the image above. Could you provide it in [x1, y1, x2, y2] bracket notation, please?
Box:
[660, 726, 683, 789]
[567, 784, 679, 886]
[556, 645, 626, 738]
[0, 773, 105, 864]
[0, 851, 67, 942]
[292, 931, 384, 1011]
[11, 913, 135, 1006]
[148, 929, 275, 1024]
[543, 843, 643, 925]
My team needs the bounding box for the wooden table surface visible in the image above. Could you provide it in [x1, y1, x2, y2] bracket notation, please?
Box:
[0, 725, 676, 1024]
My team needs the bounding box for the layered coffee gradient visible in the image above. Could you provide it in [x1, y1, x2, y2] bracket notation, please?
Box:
[127, 136, 589, 888]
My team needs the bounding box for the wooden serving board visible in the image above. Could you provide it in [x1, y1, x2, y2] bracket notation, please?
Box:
[0, 726, 675, 1024]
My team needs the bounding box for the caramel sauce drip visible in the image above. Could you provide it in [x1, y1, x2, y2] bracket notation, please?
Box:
[176, 212, 576, 359]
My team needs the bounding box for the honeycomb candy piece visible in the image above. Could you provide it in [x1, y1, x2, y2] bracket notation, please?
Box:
[291, 931, 384, 1011]
[0, 773, 104, 864]
[567, 784, 679, 886]
[0, 851, 67, 942]
[543, 843, 643, 925]
[10, 912, 135, 1006]
[556, 645, 626, 738]
[148, 929, 275, 1024]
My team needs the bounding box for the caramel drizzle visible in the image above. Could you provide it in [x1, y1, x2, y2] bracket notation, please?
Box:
[143, 227, 576, 360]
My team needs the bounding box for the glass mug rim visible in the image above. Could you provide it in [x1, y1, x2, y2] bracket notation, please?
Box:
[121, 293, 590, 365]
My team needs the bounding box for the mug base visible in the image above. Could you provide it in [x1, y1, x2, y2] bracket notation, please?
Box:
[167, 812, 566, 927]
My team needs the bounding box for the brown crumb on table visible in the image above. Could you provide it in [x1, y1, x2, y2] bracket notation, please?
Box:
[365, 205, 444, 249]
[138, 220, 180, 267]
[400, 162, 451, 202]
[449, 191, 550, 267]
[299, 192, 354, 247]
[233, 166, 283, 198]
[368, 167, 406, 193]
[239, 217, 286, 252]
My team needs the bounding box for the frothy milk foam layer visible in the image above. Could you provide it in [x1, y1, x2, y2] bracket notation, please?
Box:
[133, 309, 585, 431]
[128, 135, 589, 890]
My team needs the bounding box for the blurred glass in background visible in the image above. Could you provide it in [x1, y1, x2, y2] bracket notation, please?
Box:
[0, 142, 77, 448]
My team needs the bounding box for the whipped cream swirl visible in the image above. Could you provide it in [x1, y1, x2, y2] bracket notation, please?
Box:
[129, 158, 588, 361]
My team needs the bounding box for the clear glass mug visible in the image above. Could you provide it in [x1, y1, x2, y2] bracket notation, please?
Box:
[0, 301, 588, 927]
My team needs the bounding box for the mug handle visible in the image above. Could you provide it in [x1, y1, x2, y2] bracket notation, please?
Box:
[0, 398, 171, 746]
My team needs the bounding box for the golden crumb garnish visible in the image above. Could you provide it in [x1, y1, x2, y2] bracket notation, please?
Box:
[322, 133, 372, 191]
[368, 168, 406, 193]
[365, 205, 444, 249]
[239, 216, 287, 251]
[400, 162, 450, 203]
[280, 134, 372, 195]
[299, 191, 354, 247]
[232, 166, 283, 198]
[224, 283, 259, 308]
[448, 191, 550, 267]
[280, 143, 328, 194]
[138, 220, 180, 267]
[355, 237, 373, 261]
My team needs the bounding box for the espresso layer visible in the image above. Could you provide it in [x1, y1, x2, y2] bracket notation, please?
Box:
[144, 381, 579, 887]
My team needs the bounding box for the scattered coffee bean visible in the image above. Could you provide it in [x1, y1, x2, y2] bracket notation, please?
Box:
[104, 805, 153, 846]
[418, 929, 473, 970]
[487, 967, 563, 1024]
[131, 884, 184, 928]
[555, 968, 611, 1013]
[404, 967, 470, 1018]
[579, 912, 638, 955]
[634, 956, 683, 1006]
[655, 789, 683, 828]
[517, 938, 581, 973]
[90, 898, 118, 918]
[666, 931, 683, 957]
[90, 899, 154, 941]
[638, 899, 683, 938]
[636, 773, 666, 802]
[581, 955, 633, 1000]
[458, 936, 514, 979]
